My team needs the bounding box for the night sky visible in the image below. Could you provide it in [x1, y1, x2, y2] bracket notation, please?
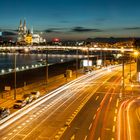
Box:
[0, 0, 140, 40]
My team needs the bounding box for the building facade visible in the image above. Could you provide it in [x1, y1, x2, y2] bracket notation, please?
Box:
[17, 20, 46, 45]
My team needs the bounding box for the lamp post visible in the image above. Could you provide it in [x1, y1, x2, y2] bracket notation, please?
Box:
[76, 46, 78, 78]
[14, 51, 17, 100]
[129, 54, 132, 82]
[87, 46, 90, 70]
[121, 47, 125, 96]
[133, 51, 139, 82]
[46, 47, 48, 87]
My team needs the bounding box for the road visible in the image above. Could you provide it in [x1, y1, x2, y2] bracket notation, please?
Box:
[0, 65, 136, 140]
[60, 69, 121, 140]
[118, 97, 140, 140]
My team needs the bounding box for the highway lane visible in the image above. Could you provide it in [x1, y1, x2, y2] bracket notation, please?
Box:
[118, 97, 140, 140]
[59, 64, 134, 140]
[60, 70, 122, 140]
[0, 67, 119, 140]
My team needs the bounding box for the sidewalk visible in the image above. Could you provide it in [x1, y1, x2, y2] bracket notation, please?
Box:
[0, 70, 83, 109]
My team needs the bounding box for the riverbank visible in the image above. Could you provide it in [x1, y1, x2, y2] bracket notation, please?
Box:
[0, 60, 78, 92]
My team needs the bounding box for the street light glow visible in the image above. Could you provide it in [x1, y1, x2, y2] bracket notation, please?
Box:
[133, 51, 139, 57]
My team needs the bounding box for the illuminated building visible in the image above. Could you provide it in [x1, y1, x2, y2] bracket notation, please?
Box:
[25, 30, 32, 45]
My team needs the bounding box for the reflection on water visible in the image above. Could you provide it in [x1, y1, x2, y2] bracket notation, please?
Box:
[0, 53, 76, 71]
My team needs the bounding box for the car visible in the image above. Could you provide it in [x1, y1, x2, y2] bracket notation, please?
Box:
[0, 107, 10, 120]
[31, 91, 40, 100]
[13, 100, 26, 109]
[23, 94, 33, 103]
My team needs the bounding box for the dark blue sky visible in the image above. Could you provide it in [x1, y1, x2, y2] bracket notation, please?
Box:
[0, 0, 140, 40]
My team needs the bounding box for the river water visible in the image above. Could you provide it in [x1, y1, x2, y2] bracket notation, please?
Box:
[0, 53, 76, 71]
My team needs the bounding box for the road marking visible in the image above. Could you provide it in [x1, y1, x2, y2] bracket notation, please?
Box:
[58, 131, 63, 135]
[8, 133, 12, 136]
[89, 123, 92, 130]
[22, 123, 26, 126]
[29, 117, 33, 120]
[112, 125, 115, 132]
[93, 114, 96, 120]
[2, 137, 7, 140]
[84, 136, 87, 140]
[70, 134, 75, 140]
[112, 138, 115, 140]
[116, 99, 119, 107]
[17, 126, 21, 129]
[98, 137, 101, 140]
[26, 120, 29, 122]
[105, 128, 111, 130]
[54, 135, 59, 139]
[96, 96, 99, 100]
[115, 109, 117, 114]
[114, 116, 117, 122]
[13, 129, 17, 132]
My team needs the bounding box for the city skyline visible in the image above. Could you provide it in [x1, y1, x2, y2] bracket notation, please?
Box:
[0, 0, 140, 40]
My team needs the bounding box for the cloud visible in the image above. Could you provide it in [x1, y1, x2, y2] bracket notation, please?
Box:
[123, 27, 140, 30]
[44, 28, 67, 33]
[2, 31, 17, 36]
[72, 27, 103, 32]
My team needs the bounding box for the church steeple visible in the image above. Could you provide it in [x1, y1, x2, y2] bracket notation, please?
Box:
[18, 19, 23, 32]
[23, 19, 27, 34]
[20, 19, 22, 27]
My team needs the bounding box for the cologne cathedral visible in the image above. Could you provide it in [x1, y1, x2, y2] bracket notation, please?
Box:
[17, 20, 32, 45]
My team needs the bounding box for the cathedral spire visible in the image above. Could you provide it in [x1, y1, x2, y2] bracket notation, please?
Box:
[19, 19, 22, 27]
[23, 19, 27, 34]
[23, 20, 26, 27]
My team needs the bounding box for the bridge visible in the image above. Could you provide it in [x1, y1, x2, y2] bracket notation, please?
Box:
[0, 46, 134, 52]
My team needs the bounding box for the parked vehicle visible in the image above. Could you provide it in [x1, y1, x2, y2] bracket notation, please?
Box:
[13, 100, 26, 109]
[31, 91, 40, 100]
[0, 107, 10, 120]
[23, 94, 33, 103]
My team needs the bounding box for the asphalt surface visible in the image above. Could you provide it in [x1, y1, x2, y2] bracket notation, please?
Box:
[0, 65, 138, 140]
[60, 70, 121, 140]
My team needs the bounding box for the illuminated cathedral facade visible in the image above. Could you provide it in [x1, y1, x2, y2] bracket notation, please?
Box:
[17, 20, 45, 45]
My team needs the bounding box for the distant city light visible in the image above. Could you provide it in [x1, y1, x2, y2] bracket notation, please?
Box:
[8, 69, 12, 72]
[1, 69, 5, 73]
[26, 66, 29, 69]
[22, 66, 25, 70]
[83, 60, 92, 66]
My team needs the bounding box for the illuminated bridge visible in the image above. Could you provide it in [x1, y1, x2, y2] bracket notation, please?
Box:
[0, 46, 134, 52]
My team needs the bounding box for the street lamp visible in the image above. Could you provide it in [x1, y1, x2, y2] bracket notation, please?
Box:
[14, 51, 17, 100]
[121, 47, 125, 96]
[133, 50, 139, 82]
[131, 83, 134, 95]
[87, 45, 90, 70]
[76, 46, 79, 78]
[129, 51, 139, 83]
[46, 47, 48, 87]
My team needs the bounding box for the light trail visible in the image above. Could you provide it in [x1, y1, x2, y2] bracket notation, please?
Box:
[88, 71, 121, 139]
[100, 74, 121, 139]
[0, 66, 119, 130]
[117, 99, 135, 140]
